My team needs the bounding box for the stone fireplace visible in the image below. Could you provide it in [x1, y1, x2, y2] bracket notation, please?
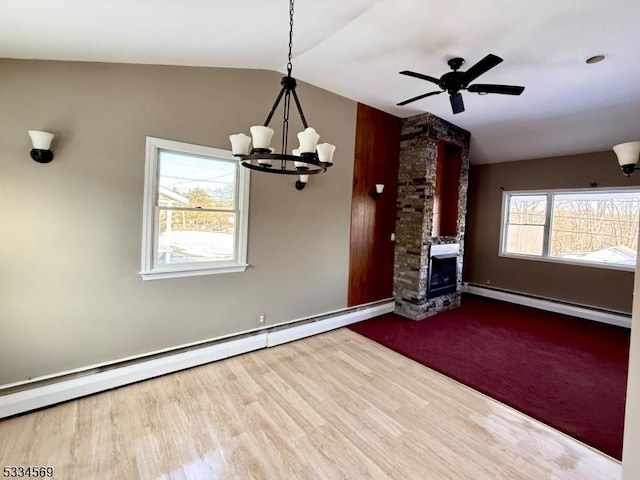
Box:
[393, 112, 470, 320]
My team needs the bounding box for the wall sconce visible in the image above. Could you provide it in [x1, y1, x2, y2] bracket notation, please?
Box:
[614, 141, 640, 176]
[373, 183, 385, 198]
[28, 130, 55, 163]
[295, 174, 309, 191]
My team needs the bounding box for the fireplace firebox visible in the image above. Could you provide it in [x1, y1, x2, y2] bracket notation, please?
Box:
[427, 248, 458, 299]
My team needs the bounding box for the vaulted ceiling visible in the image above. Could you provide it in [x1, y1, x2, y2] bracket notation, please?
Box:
[2, 0, 639, 164]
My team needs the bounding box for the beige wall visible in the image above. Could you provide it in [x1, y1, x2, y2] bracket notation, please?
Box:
[0, 59, 357, 385]
[623, 258, 640, 478]
[464, 151, 640, 313]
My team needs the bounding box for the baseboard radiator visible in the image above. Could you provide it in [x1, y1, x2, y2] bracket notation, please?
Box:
[463, 284, 631, 329]
[0, 300, 395, 419]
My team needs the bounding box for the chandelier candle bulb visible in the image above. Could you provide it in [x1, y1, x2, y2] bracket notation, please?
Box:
[297, 127, 320, 153]
[250, 126, 275, 150]
[317, 143, 336, 164]
[229, 133, 251, 155]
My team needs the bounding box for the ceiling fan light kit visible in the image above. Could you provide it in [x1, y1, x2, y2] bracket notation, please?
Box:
[398, 54, 525, 114]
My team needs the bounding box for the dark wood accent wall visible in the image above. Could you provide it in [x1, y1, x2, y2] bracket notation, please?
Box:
[348, 103, 401, 306]
[433, 141, 463, 237]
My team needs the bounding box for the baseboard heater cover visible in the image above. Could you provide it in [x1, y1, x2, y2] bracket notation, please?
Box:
[0, 300, 394, 419]
[463, 284, 631, 329]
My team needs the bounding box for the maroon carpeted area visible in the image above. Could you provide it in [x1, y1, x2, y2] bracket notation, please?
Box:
[349, 295, 630, 459]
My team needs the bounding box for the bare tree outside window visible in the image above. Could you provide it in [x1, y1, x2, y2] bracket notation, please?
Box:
[504, 195, 546, 256]
[551, 193, 639, 266]
[502, 190, 640, 269]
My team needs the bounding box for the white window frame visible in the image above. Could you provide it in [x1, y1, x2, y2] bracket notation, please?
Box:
[499, 187, 639, 272]
[140, 136, 250, 280]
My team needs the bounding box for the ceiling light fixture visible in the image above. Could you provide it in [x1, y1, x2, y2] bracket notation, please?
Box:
[229, 0, 335, 176]
[614, 141, 640, 176]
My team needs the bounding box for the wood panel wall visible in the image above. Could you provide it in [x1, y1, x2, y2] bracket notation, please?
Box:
[348, 103, 401, 306]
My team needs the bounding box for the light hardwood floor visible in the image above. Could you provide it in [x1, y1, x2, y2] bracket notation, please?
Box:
[0, 328, 621, 479]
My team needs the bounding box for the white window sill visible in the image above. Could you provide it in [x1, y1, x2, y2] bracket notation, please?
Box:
[499, 252, 635, 272]
[140, 264, 249, 281]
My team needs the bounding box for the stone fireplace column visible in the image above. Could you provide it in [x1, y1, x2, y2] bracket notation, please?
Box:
[393, 112, 470, 320]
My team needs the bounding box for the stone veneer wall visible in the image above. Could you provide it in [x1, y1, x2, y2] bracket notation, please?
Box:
[393, 112, 470, 320]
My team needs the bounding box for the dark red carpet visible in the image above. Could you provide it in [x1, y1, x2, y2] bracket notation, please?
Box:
[349, 295, 630, 459]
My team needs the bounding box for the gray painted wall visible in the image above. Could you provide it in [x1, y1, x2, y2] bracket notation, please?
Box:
[464, 151, 640, 314]
[0, 59, 357, 385]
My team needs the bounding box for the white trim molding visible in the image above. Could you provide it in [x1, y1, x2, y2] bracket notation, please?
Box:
[140, 136, 251, 280]
[464, 284, 631, 329]
[0, 301, 394, 419]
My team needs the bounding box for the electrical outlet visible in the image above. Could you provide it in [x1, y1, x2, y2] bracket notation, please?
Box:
[257, 313, 267, 325]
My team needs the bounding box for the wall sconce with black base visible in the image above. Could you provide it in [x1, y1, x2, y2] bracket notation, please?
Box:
[614, 141, 640, 176]
[28, 130, 55, 163]
[373, 183, 385, 198]
[295, 174, 309, 191]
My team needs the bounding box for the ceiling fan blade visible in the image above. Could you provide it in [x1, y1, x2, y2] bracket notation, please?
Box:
[468, 84, 525, 95]
[450, 92, 465, 114]
[462, 54, 503, 85]
[397, 90, 442, 106]
[399, 70, 441, 85]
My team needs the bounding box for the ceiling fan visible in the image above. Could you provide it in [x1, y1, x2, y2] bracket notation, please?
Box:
[397, 54, 525, 114]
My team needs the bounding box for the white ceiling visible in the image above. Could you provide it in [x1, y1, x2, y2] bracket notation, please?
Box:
[2, 0, 639, 164]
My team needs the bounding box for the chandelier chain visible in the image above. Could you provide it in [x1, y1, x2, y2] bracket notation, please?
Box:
[287, 0, 294, 75]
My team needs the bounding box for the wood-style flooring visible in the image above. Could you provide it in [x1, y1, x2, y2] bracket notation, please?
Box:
[0, 328, 621, 479]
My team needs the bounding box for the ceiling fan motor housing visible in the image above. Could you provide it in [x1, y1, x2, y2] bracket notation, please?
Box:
[440, 71, 466, 93]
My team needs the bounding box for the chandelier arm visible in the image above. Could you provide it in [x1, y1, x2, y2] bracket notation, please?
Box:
[263, 85, 287, 127]
[291, 87, 309, 129]
[282, 89, 292, 161]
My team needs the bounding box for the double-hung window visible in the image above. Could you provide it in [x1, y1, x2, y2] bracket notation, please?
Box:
[141, 137, 250, 280]
[501, 188, 640, 271]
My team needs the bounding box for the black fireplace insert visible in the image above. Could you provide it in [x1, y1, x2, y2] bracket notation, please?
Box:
[427, 253, 457, 299]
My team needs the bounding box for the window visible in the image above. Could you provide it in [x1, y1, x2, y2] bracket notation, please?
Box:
[501, 188, 640, 270]
[141, 137, 250, 280]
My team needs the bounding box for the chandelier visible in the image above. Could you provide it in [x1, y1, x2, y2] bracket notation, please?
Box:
[229, 0, 335, 178]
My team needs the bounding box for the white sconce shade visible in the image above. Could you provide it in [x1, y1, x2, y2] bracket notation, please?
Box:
[229, 133, 251, 155]
[613, 141, 640, 166]
[299, 174, 309, 184]
[375, 184, 385, 194]
[317, 143, 336, 164]
[28, 130, 54, 150]
[297, 127, 320, 153]
[250, 126, 274, 150]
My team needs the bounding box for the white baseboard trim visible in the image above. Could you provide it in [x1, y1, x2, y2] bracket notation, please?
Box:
[0, 301, 394, 419]
[267, 302, 395, 347]
[464, 284, 631, 329]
